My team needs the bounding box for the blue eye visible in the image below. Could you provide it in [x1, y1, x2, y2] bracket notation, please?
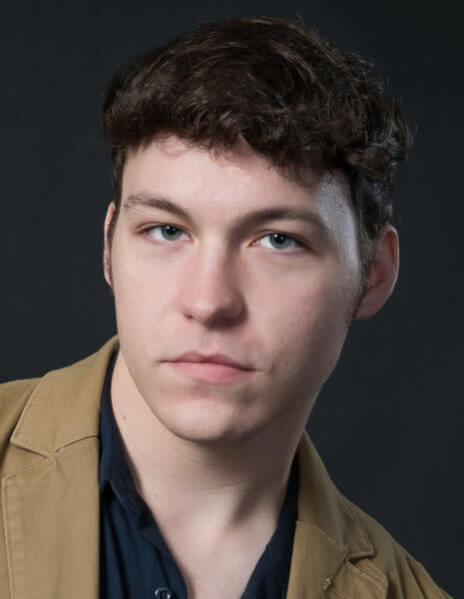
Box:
[147, 225, 187, 241]
[143, 225, 302, 251]
[258, 233, 301, 250]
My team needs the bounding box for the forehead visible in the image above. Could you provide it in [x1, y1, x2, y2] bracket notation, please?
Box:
[121, 136, 355, 238]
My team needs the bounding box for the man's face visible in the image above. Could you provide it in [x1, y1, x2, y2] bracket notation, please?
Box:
[104, 137, 362, 445]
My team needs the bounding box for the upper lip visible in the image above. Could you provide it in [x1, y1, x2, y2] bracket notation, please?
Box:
[169, 351, 253, 370]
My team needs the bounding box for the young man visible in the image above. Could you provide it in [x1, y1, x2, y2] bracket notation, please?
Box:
[0, 16, 451, 599]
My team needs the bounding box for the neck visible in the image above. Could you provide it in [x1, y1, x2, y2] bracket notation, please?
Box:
[110, 350, 306, 534]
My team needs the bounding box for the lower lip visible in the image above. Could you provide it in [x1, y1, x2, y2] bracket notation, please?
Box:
[167, 361, 253, 384]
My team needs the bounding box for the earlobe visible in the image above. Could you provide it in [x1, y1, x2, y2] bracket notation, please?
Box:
[103, 202, 116, 288]
[354, 225, 400, 320]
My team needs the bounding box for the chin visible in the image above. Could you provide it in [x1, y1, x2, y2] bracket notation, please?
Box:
[155, 404, 260, 446]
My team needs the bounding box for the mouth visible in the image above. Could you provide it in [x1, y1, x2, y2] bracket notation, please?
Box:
[166, 360, 254, 384]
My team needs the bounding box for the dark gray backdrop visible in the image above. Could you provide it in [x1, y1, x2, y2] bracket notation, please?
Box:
[1, 1, 462, 595]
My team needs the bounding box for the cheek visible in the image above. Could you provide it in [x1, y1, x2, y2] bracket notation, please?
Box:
[265, 273, 353, 390]
[110, 242, 169, 336]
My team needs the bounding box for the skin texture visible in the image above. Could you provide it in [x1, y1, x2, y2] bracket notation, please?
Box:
[102, 136, 399, 598]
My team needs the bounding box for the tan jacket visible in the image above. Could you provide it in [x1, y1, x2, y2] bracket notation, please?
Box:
[0, 337, 452, 599]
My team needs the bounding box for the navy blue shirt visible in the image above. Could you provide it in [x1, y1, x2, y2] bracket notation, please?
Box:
[99, 350, 298, 598]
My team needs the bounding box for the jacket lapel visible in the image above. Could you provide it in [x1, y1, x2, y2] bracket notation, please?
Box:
[2, 337, 118, 599]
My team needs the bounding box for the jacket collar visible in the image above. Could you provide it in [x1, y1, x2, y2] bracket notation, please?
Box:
[10, 336, 119, 457]
[296, 433, 374, 561]
[285, 435, 380, 598]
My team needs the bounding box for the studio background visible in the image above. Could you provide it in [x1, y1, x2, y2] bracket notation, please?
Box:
[1, 1, 462, 596]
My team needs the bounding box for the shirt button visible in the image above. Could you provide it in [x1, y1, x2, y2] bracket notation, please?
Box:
[154, 587, 174, 599]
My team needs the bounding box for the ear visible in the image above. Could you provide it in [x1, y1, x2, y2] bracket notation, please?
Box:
[354, 225, 399, 319]
[103, 202, 117, 288]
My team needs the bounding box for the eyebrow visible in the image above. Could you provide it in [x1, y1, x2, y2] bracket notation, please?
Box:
[123, 193, 331, 237]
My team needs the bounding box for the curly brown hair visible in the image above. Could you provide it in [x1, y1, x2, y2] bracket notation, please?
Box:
[102, 16, 412, 278]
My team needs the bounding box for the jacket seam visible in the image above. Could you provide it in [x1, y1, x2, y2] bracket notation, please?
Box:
[2, 457, 55, 599]
[2, 479, 15, 599]
[1, 454, 52, 484]
[344, 560, 387, 593]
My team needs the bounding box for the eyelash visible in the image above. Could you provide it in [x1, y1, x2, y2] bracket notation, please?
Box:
[140, 224, 306, 252]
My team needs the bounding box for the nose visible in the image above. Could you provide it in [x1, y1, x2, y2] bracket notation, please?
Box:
[179, 247, 246, 327]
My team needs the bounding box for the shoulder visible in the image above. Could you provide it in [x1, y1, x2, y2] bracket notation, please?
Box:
[296, 434, 452, 598]
[0, 378, 39, 430]
[341, 493, 452, 598]
[0, 336, 119, 434]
